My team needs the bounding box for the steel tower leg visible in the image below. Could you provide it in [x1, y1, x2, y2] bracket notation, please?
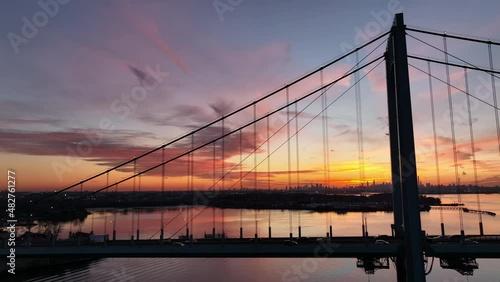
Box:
[386, 24, 406, 282]
[386, 13, 426, 282]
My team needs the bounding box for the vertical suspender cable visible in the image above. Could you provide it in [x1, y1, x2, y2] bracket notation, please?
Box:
[138, 174, 141, 192]
[136, 208, 140, 240]
[185, 143, 190, 238]
[488, 43, 500, 155]
[464, 68, 484, 235]
[444, 36, 464, 235]
[355, 52, 366, 236]
[133, 160, 136, 192]
[78, 182, 83, 233]
[113, 183, 117, 240]
[321, 69, 327, 188]
[324, 71, 333, 235]
[324, 74, 331, 188]
[295, 102, 301, 237]
[287, 86, 292, 238]
[355, 51, 365, 184]
[104, 172, 108, 236]
[427, 61, 445, 235]
[190, 133, 194, 237]
[131, 202, 135, 240]
[162, 147, 165, 193]
[161, 147, 165, 240]
[222, 120, 225, 192]
[287, 87, 291, 191]
[240, 129, 244, 237]
[254, 103, 258, 238]
[221, 119, 225, 238]
[267, 116, 271, 238]
[239, 129, 243, 238]
[295, 102, 300, 188]
[240, 129, 243, 190]
[213, 142, 216, 237]
[321, 68, 329, 236]
[267, 116, 271, 191]
[137, 174, 141, 240]
[254, 102, 257, 190]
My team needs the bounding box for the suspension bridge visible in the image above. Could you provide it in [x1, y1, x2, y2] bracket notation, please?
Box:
[3, 13, 500, 281]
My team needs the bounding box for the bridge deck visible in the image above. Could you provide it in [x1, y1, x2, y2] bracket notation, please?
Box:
[425, 244, 500, 259]
[3, 242, 401, 258]
[3, 239, 500, 259]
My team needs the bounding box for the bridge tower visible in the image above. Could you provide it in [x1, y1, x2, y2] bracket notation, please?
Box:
[385, 13, 426, 281]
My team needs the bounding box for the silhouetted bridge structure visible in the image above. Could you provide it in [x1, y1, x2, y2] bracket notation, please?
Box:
[10, 236, 500, 259]
[4, 13, 500, 281]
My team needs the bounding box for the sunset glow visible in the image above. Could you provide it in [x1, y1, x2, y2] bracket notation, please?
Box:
[1, 1, 499, 192]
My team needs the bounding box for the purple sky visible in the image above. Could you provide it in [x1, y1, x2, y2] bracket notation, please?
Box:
[1, 0, 499, 190]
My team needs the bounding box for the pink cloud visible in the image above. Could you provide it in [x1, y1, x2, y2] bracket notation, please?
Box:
[416, 134, 499, 167]
[117, 1, 189, 73]
[364, 66, 386, 93]
[0, 125, 270, 180]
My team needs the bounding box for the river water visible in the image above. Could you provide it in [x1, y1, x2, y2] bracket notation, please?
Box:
[14, 194, 500, 281]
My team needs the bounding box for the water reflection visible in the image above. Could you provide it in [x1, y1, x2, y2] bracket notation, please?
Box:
[57, 194, 500, 241]
[10, 194, 500, 281]
[439, 257, 479, 276]
[8, 257, 500, 282]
